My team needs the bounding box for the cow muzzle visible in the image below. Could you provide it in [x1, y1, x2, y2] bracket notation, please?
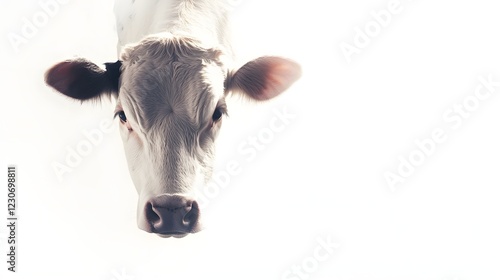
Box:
[138, 194, 202, 237]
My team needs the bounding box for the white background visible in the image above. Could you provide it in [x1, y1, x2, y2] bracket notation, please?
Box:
[1, 0, 500, 279]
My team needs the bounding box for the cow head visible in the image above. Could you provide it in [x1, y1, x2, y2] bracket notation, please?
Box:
[45, 34, 301, 238]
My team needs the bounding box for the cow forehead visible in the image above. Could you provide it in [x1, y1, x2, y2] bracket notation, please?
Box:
[118, 36, 227, 132]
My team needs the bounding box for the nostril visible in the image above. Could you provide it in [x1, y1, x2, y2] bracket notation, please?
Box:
[145, 202, 160, 224]
[182, 201, 198, 227]
[141, 196, 202, 235]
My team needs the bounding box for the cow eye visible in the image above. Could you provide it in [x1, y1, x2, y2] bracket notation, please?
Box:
[212, 108, 223, 122]
[117, 111, 127, 123]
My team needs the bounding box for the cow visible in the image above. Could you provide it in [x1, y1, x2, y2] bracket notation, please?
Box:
[45, 0, 301, 238]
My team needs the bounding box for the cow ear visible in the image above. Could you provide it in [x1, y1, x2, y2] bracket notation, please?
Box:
[44, 59, 122, 101]
[226, 56, 301, 101]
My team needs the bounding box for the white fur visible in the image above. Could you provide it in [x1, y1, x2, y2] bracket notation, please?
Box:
[45, 0, 300, 237]
[50, 0, 304, 237]
[114, 0, 231, 55]
[113, 0, 232, 236]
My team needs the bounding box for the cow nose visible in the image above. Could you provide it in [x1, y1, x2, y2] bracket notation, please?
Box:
[140, 194, 202, 236]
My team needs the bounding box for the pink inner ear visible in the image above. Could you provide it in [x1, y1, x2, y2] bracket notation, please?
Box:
[45, 62, 77, 94]
[231, 56, 302, 101]
[262, 58, 302, 100]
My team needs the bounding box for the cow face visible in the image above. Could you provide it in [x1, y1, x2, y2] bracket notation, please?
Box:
[45, 34, 301, 238]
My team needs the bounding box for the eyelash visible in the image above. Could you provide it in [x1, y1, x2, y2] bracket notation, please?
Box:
[213, 105, 227, 122]
[114, 111, 127, 123]
[114, 106, 226, 128]
[114, 110, 133, 131]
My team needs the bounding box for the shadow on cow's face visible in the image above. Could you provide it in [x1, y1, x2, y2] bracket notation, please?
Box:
[116, 36, 228, 237]
[44, 34, 301, 238]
